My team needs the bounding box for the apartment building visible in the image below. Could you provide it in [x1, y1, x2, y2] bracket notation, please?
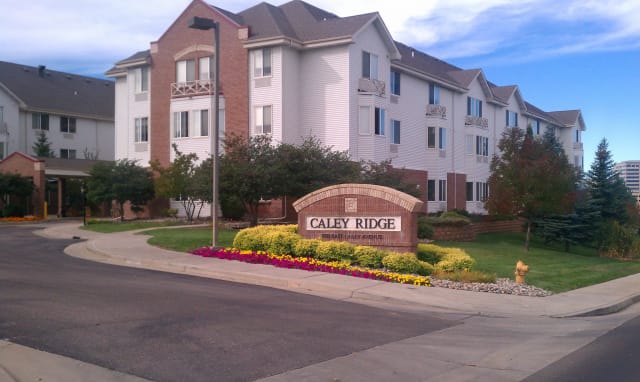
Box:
[615, 160, 640, 194]
[108, 0, 586, 216]
[0, 61, 115, 161]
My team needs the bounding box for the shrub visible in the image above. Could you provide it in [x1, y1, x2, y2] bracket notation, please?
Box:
[2, 204, 25, 218]
[599, 221, 640, 259]
[433, 269, 496, 283]
[382, 252, 433, 276]
[416, 243, 475, 272]
[233, 224, 299, 252]
[416, 243, 446, 264]
[417, 216, 434, 239]
[266, 231, 300, 256]
[315, 240, 355, 262]
[294, 239, 322, 258]
[421, 213, 471, 227]
[439, 210, 469, 220]
[353, 246, 388, 268]
[164, 208, 178, 218]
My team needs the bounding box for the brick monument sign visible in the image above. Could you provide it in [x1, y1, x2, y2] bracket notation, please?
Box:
[293, 184, 424, 252]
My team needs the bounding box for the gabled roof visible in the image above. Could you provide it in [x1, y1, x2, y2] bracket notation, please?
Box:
[392, 41, 464, 89]
[0, 61, 114, 120]
[106, 49, 151, 77]
[547, 110, 580, 126]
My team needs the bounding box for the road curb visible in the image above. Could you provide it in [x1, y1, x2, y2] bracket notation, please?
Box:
[554, 294, 640, 318]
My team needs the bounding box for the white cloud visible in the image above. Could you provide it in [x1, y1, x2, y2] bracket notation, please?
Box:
[1, 0, 639, 74]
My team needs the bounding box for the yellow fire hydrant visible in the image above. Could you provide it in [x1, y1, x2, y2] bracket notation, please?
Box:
[515, 260, 529, 284]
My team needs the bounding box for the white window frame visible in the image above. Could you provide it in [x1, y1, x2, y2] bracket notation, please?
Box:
[476, 135, 489, 157]
[135, 67, 149, 93]
[60, 116, 76, 133]
[390, 119, 400, 144]
[176, 59, 195, 83]
[468, 97, 482, 117]
[135, 117, 148, 143]
[254, 105, 272, 135]
[173, 111, 189, 138]
[60, 148, 76, 159]
[429, 84, 440, 105]
[254, 48, 272, 78]
[362, 51, 378, 80]
[438, 127, 446, 150]
[199, 56, 214, 81]
[374, 107, 385, 136]
[506, 110, 518, 127]
[32, 113, 49, 130]
[465, 134, 474, 155]
[390, 70, 400, 95]
[427, 179, 436, 201]
[438, 179, 447, 202]
[427, 126, 436, 149]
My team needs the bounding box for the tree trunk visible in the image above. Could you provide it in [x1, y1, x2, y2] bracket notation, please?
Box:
[525, 220, 531, 251]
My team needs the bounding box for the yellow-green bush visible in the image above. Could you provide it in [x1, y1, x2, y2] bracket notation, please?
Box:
[233, 224, 298, 252]
[353, 245, 388, 268]
[265, 231, 300, 256]
[294, 239, 323, 258]
[382, 252, 433, 276]
[416, 243, 475, 272]
[315, 240, 356, 262]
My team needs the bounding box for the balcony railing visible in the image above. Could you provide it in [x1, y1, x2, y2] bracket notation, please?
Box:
[358, 77, 386, 96]
[465, 115, 489, 129]
[573, 141, 583, 150]
[425, 104, 447, 119]
[171, 79, 215, 98]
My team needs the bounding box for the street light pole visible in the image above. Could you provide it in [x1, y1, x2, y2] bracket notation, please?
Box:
[189, 16, 220, 247]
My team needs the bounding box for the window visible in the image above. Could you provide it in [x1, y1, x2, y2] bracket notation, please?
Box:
[533, 119, 541, 135]
[374, 107, 385, 136]
[467, 97, 482, 117]
[438, 127, 446, 150]
[427, 179, 436, 201]
[465, 135, 474, 154]
[390, 70, 400, 95]
[575, 130, 580, 143]
[0, 142, 4, 160]
[200, 110, 209, 137]
[254, 48, 272, 77]
[60, 149, 76, 159]
[466, 182, 473, 202]
[427, 126, 436, 148]
[60, 116, 76, 133]
[429, 84, 440, 105]
[135, 117, 148, 142]
[390, 119, 400, 144]
[438, 180, 447, 201]
[173, 111, 189, 138]
[476, 136, 489, 157]
[199, 56, 214, 80]
[475, 182, 488, 201]
[176, 59, 195, 83]
[255, 105, 272, 134]
[32, 113, 49, 130]
[506, 110, 518, 127]
[135, 67, 149, 93]
[362, 51, 378, 80]
[0, 106, 4, 127]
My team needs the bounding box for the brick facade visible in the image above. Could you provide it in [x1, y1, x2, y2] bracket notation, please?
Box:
[0, 152, 45, 217]
[150, 0, 249, 168]
[294, 184, 423, 252]
[447, 172, 467, 211]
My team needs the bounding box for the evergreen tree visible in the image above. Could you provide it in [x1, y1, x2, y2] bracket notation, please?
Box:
[32, 130, 55, 157]
[585, 138, 635, 224]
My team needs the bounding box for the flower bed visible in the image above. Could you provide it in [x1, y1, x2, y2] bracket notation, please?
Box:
[190, 247, 431, 286]
[0, 216, 41, 223]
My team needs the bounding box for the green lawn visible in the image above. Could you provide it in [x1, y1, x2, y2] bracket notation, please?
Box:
[81, 220, 185, 233]
[436, 232, 640, 293]
[142, 227, 237, 252]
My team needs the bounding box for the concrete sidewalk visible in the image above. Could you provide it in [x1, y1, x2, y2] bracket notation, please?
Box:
[35, 222, 640, 318]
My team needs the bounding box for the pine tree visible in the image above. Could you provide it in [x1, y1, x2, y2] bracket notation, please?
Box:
[32, 130, 55, 157]
[586, 138, 635, 224]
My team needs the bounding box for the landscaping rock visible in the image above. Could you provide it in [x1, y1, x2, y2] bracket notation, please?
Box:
[429, 277, 553, 297]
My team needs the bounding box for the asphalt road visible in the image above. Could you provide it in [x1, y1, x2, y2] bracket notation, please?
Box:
[523, 313, 640, 382]
[0, 225, 454, 382]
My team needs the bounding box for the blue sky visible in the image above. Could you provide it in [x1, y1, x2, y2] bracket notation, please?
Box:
[2, 0, 638, 167]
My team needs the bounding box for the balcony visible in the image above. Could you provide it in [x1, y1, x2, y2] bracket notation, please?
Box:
[573, 141, 583, 150]
[465, 115, 488, 129]
[358, 77, 386, 96]
[426, 104, 447, 119]
[171, 79, 215, 98]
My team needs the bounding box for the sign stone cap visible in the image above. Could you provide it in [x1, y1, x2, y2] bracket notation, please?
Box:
[293, 183, 424, 213]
